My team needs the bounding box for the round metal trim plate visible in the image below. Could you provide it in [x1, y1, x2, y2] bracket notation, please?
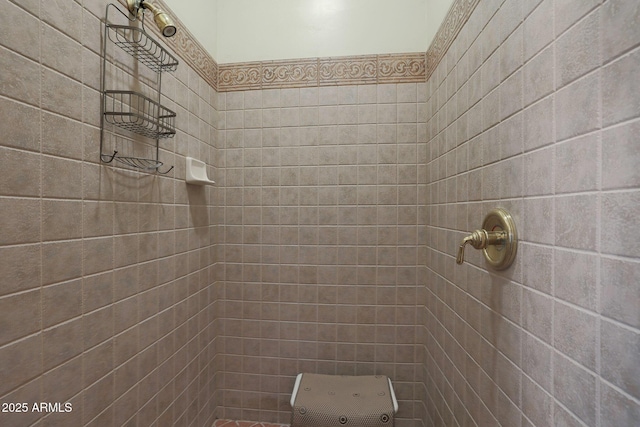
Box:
[481, 208, 518, 270]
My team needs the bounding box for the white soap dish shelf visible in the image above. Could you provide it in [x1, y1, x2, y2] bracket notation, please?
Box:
[186, 157, 215, 185]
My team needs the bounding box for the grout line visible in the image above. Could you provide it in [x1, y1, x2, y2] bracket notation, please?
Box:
[37, 0, 45, 417]
[595, 16, 604, 423]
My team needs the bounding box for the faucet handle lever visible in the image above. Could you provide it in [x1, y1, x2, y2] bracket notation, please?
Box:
[456, 230, 487, 265]
[456, 236, 473, 265]
[456, 229, 505, 265]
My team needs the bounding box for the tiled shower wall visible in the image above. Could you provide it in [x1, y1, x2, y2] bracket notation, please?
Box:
[422, 0, 640, 426]
[0, 0, 220, 426]
[216, 83, 428, 425]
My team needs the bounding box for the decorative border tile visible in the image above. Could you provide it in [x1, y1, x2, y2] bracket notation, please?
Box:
[213, 420, 289, 427]
[218, 62, 262, 92]
[378, 53, 426, 84]
[425, 0, 480, 79]
[152, 0, 473, 91]
[262, 58, 319, 88]
[219, 53, 426, 91]
[319, 55, 378, 86]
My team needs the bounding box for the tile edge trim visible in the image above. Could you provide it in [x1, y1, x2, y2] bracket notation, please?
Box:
[425, 0, 480, 80]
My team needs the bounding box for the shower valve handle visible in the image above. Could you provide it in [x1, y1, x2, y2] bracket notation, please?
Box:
[456, 208, 518, 270]
[456, 229, 506, 265]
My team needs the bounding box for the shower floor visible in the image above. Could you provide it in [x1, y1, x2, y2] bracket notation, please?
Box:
[213, 420, 289, 427]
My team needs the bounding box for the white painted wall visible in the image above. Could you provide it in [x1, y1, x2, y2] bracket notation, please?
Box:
[163, 0, 218, 59]
[162, 0, 455, 64]
[426, 0, 455, 50]
[216, 0, 429, 63]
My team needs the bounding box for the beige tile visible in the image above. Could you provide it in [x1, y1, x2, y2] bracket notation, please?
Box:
[83, 272, 113, 314]
[0, 197, 41, 245]
[41, 22, 83, 82]
[602, 0, 640, 61]
[42, 200, 82, 241]
[524, 146, 554, 196]
[42, 279, 82, 329]
[0, 0, 40, 61]
[555, 133, 599, 193]
[553, 404, 587, 427]
[0, 333, 42, 396]
[82, 373, 114, 425]
[555, 0, 601, 35]
[0, 47, 40, 106]
[498, 0, 523, 44]
[397, 83, 417, 103]
[600, 382, 640, 427]
[0, 147, 41, 197]
[554, 249, 597, 310]
[601, 257, 640, 328]
[82, 5, 103, 55]
[0, 97, 41, 152]
[43, 318, 83, 370]
[0, 244, 41, 296]
[602, 120, 640, 190]
[556, 72, 600, 142]
[42, 113, 83, 159]
[114, 202, 139, 235]
[602, 48, 640, 127]
[523, 0, 555, 61]
[83, 305, 113, 350]
[357, 85, 377, 104]
[42, 157, 82, 199]
[522, 99, 551, 152]
[482, 50, 501, 96]
[555, 194, 598, 250]
[83, 201, 115, 238]
[523, 45, 554, 108]
[602, 191, 640, 258]
[83, 237, 114, 276]
[482, 88, 500, 130]
[522, 283, 552, 342]
[553, 353, 596, 426]
[522, 332, 552, 392]
[556, 9, 600, 88]
[42, 67, 83, 120]
[41, 0, 82, 42]
[42, 356, 82, 402]
[398, 104, 417, 123]
[601, 320, 640, 399]
[554, 301, 597, 370]
[114, 327, 139, 369]
[0, 290, 41, 346]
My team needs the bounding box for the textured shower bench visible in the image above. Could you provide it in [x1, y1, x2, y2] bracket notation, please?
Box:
[290, 374, 398, 427]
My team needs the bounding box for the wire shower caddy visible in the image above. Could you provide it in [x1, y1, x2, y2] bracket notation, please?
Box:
[100, 2, 178, 174]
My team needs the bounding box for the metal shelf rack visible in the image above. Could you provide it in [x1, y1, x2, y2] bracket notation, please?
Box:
[103, 90, 176, 139]
[100, 3, 178, 174]
[106, 24, 178, 73]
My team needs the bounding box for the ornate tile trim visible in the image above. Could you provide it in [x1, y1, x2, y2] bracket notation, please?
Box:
[218, 62, 262, 92]
[319, 55, 378, 86]
[153, 0, 472, 91]
[218, 53, 426, 91]
[425, 0, 480, 79]
[378, 53, 426, 84]
[263, 58, 319, 88]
